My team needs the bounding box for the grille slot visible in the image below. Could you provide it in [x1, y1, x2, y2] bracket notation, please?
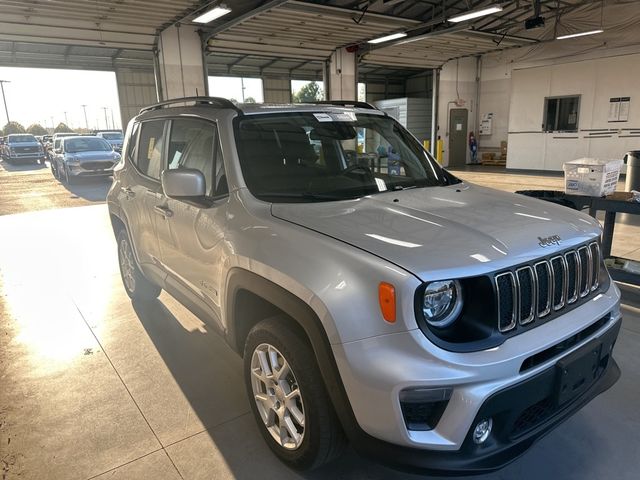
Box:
[564, 251, 579, 304]
[496, 242, 600, 334]
[516, 267, 535, 325]
[534, 261, 551, 318]
[495, 272, 516, 332]
[589, 243, 600, 291]
[550, 256, 566, 311]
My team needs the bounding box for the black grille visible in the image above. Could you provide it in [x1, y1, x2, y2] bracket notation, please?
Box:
[83, 161, 114, 170]
[495, 242, 601, 333]
[511, 397, 555, 438]
[496, 272, 516, 332]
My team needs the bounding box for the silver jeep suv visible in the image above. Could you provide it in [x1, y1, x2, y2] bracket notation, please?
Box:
[107, 97, 621, 474]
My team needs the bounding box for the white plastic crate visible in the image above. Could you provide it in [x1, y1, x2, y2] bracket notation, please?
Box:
[563, 158, 623, 197]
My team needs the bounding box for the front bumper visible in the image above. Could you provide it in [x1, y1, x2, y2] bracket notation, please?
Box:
[67, 163, 115, 177]
[9, 152, 45, 161]
[331, 281, 621, 473]
[350, 351, 619, 475]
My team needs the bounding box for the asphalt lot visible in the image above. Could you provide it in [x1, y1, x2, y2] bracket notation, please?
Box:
[0, 160, 111, 216]
[0, 160, 639, 479]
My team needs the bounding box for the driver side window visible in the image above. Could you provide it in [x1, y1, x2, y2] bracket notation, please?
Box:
[167, 118, 228, 198]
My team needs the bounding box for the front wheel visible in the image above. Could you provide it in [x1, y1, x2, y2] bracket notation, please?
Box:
[244, 317, 346, 470]
[116, 229, 161, 301]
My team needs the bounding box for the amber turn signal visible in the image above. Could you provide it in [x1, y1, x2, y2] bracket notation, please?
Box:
[378, 282, 396, 323]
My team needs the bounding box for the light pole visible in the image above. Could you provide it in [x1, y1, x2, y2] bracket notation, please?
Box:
[81, 104, 89, 130]
[101, 107, 109, 130]
[64, 111, 69, 127]
[0, 80, 11, 125]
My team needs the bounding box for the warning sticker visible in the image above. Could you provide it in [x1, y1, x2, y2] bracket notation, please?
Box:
[313, 112, 357, 122]
[313, 113, 333, 122]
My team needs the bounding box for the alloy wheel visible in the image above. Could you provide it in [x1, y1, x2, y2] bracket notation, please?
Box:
[118, 237, 136, 293]
[250, 343, 306, 450]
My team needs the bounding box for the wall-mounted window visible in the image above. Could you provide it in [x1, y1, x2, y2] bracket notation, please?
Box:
[208, 76, 264, 103]
[543, 95, 580, 132]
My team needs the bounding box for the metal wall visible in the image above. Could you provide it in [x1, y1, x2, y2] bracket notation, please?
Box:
[115, 68, 157, 129]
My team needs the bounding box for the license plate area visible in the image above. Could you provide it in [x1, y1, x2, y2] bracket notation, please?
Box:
[555, 339, 603, 405]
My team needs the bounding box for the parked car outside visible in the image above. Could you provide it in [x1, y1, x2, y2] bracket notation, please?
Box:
[1, 133, 46, 164]
[107, 98, 621, 474]
[51, 136, 120, 183]
[96, 131, 124, 152]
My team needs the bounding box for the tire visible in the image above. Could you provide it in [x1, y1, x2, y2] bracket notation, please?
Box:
[51, 162, 58, 179]
[244, 316, 346, 470]
[116, 229, 161, 301]
[64, 166, 74, 184]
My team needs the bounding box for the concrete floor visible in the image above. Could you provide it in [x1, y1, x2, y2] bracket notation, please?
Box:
[0, 162, 639, 479]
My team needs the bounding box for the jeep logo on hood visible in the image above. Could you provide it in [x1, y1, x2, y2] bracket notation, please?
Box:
[538, 235, 562, 247]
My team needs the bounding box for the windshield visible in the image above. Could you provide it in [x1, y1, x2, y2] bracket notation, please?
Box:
[9, 135, 37, 144]
[101, 133, 123, 140]
[234, 112, 459, 203]
[64, 137, 112, 153]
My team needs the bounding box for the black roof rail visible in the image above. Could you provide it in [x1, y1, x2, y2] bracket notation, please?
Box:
[310, 100, 379, 110]
[139, 96, 242, 115]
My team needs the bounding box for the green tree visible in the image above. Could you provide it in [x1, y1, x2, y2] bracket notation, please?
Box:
[2, 121, 26, 135]
[54, 122, 73, 133]
[244, 96, 257, 103]
[293, 82, 324, 103]
[27, 123, 48, 136]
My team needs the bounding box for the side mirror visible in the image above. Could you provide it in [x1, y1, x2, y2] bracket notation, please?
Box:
[161, 168, 206, 200]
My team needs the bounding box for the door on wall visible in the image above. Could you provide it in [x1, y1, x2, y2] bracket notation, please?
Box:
[448, 108, 468, 167]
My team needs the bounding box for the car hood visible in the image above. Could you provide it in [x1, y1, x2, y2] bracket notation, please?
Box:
[270, 183, 601, 281]
[68, 151, 118, 161]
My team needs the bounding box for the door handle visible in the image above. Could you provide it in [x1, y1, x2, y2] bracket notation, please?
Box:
[154, 205, 173, 218]
[121, 187, 135, 198]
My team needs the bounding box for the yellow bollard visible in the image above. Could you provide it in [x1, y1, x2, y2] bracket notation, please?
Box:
[436, 138, 444, 165]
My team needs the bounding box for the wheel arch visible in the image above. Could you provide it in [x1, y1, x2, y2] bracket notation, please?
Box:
[225, 267, 360, 438]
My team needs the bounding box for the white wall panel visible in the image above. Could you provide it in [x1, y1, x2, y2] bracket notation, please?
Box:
[505, 53, 640, 170]
[506, 133, 545, 170]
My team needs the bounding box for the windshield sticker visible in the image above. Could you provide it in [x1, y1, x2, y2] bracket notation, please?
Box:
[313, 112, 357, 122]
[375, 178, 387, 192]
[313, 113, 333, 122]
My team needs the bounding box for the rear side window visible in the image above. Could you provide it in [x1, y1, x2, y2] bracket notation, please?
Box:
[137, 120, 165, 179]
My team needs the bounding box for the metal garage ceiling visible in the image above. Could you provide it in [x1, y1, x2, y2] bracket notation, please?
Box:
[0, 40, 154, 71]
[204, 0, 621, 70]
[205, 0, 419, 60]
[363, 30, 536, 69]
[0, 0, 203, 49]
[1, 0, 634, 79]
[206, 51, 426, 81]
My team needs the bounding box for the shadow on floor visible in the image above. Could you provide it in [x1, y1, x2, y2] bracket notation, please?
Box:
[130, 298, 414, 479]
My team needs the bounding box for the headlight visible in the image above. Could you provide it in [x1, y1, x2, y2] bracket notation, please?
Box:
[422, 280, 463, 328]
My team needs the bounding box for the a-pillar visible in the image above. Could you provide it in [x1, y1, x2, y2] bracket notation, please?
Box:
[325, 48, 357, 101]
[155, 24, 208, 100]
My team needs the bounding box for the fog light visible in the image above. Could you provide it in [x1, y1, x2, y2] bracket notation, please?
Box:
[473, 418, 493, 444]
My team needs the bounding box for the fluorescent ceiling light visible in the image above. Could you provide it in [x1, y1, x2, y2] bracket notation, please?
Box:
[448, 5, 503, 23]
[193, 6, 231, 23]
[556, 29, 603, 40]
[368, 32, 407, 44]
